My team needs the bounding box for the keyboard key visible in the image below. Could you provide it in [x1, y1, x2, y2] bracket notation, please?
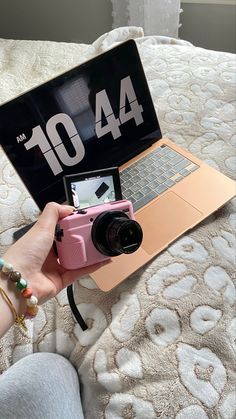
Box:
[189, 164, 199, 172]
[148, 163, 157, 170]
[121, 172, 132, 181]
[129, 168, 139, 176]
[162, 163, 171, 170]
[123, 179, 134, 189]
[161, 147, 169, 154]
[132, 175, 142, 183]
[169, 154, 183, 165]
[133, 191, 158, 211]
[168, 150, 179, 158]
[123, 189, 133, 198]
[171, 161, 189, 175]
[156, 184, 168, 194]
[165, 170, 175, 178]
[174, 175, 184, 182]
[142, 169, 150, 177]
[160, 155, 169, 163]
[179, 168, 191, 177]
[146, 174, 154, 182]
[146, 166, 154, 174]
[131, 184, 140, 193]
[132, 191, 145, 201]
[164, 179, 175, 187]
[164, 148, 174, 156]
[154, 148, 163, 155]
[139, 178, 148, 187]
[153, 168, 165, 175]
[148, 180, 160, 189]
[174, 159, 191, 172]
[157, 175, 167, 183]
[140, 186, 152, 195]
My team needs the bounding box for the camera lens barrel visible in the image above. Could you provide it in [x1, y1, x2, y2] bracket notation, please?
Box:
[91, 210, 143, 257]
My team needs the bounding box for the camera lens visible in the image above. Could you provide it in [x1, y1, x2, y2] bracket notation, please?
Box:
[91, 210, 143, 257]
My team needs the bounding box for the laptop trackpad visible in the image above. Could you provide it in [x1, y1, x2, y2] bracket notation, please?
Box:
[136, 191, 202, 255]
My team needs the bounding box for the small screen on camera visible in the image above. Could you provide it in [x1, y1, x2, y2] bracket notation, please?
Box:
[63, 167, 122, 209]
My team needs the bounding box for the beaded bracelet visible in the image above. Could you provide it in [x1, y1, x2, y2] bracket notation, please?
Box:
[0, 258, 39, 328]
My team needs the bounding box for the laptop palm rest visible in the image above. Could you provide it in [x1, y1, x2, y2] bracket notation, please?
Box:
[90, 192, 202, 291]
[135, 191, 202, 255]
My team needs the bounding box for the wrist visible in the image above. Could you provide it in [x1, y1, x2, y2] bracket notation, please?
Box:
[0, 271, 27, 315]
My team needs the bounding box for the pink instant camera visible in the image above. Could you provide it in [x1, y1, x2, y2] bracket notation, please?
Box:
[55, 199, 143, 270]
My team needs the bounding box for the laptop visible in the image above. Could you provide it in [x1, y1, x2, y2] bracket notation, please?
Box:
[0, 40, 235, 291]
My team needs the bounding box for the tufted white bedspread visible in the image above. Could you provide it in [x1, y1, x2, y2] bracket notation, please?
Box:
[0, 27, 235, 419]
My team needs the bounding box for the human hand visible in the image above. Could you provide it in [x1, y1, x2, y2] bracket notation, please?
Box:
[4, 202, 101, 307]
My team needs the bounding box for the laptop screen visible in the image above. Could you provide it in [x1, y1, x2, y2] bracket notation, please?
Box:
[0, 39, 161, 209]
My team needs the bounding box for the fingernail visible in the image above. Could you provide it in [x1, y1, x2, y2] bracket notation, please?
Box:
[64, 205, 75, 210]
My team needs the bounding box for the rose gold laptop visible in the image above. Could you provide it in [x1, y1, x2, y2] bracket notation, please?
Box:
[0, 40, 235, 292]
[91, 137, 235, 290]
[88, 47, 235, 290]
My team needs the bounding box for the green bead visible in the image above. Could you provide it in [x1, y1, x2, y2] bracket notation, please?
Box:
[16, 278, 27, 291]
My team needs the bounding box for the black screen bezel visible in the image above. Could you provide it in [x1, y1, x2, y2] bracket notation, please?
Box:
[0, 39, 162, 210]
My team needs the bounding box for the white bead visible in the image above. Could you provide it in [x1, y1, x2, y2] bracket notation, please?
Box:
[27, 295, 38, 307]
[2, 263, 13, 273]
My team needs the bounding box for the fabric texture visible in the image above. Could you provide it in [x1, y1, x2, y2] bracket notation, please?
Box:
[0, 352, 84, 419]
[0, 27, 235, 419]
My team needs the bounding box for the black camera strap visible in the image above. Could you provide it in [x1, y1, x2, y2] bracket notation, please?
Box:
[67, 285, 88, 331]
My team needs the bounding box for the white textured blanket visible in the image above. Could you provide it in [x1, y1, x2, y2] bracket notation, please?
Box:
[0, 27, 235, 419]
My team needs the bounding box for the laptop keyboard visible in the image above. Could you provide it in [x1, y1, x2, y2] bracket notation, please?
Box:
[120, 144, 199, 211]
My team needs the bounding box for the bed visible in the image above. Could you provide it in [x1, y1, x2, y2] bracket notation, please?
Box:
[0, 27, 235, 419]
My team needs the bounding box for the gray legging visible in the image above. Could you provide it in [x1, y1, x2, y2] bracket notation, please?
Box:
[0, 352, 84, 419]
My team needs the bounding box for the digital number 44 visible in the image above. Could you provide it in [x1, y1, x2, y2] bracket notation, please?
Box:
[95, 76, 144, 140]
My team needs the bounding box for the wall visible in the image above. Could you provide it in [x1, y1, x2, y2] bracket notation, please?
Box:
[0, 1, 235, 53]
[179, 2, 236, 52]
[0, 0, 112, 43]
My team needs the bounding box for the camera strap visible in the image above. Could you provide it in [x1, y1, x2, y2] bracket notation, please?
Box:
[67, 285, 88, 331]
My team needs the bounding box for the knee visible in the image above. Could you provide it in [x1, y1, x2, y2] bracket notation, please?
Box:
[0, 352, 79, 393]
[0, 353, 83, 419]
[18, 352, 72, 372]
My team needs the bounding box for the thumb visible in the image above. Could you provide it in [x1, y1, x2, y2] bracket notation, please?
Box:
[36, 202, 74, 235]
